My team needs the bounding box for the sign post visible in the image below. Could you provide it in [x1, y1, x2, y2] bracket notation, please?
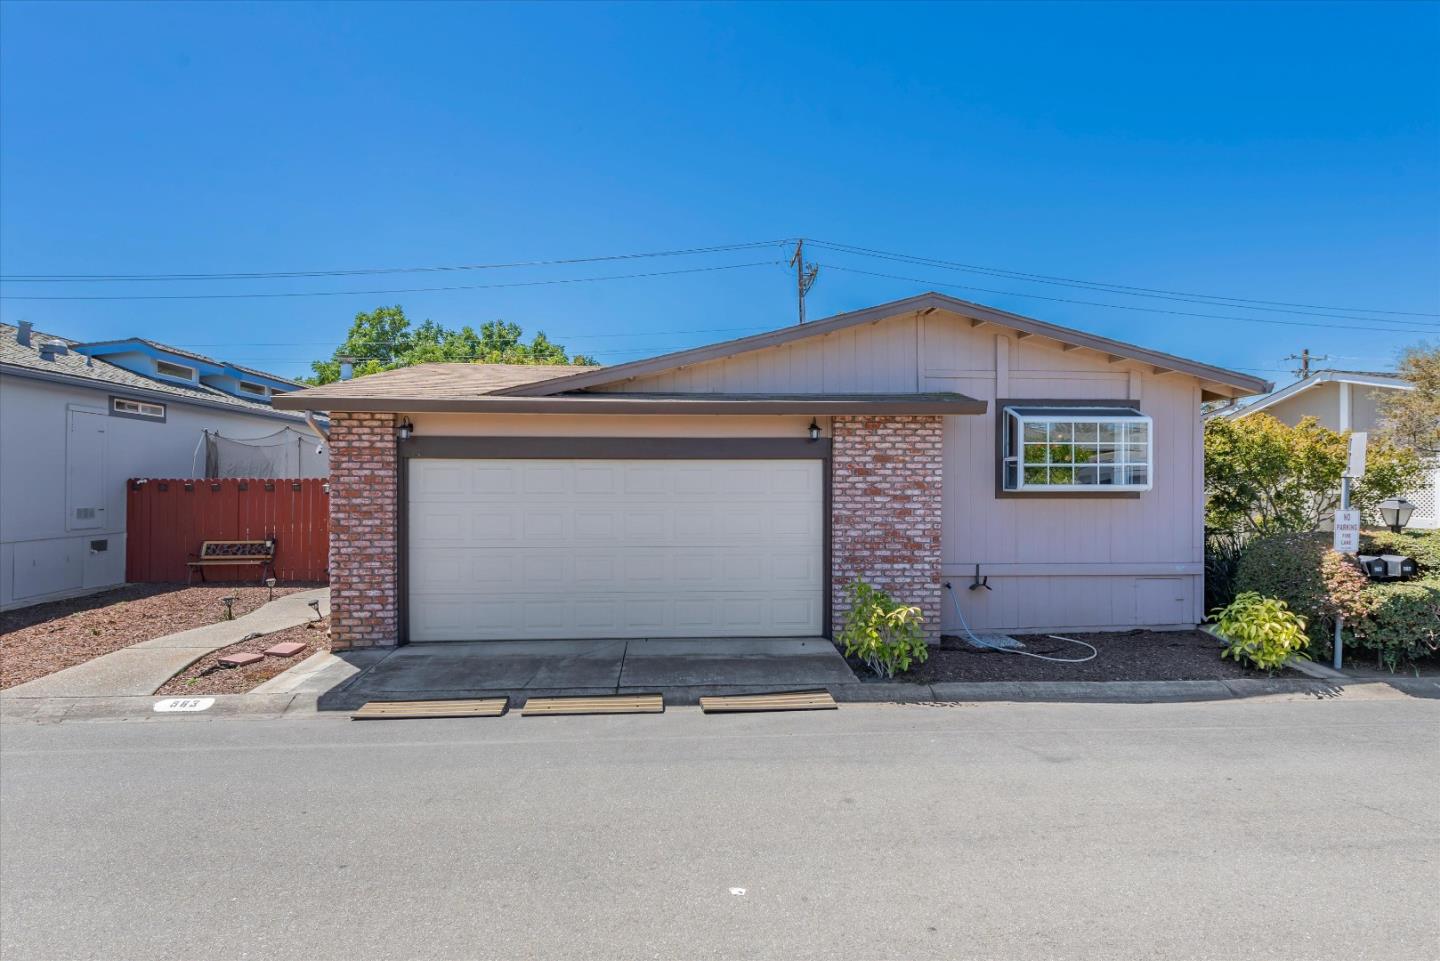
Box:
[1332, 433, 1367, 671]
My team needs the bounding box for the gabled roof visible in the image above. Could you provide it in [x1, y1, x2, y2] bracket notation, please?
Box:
[1223, 368, 1412, 419]
[272, 362, 600, 403]
[494, 292, 1272, 400]
[0, 324, 309, 421]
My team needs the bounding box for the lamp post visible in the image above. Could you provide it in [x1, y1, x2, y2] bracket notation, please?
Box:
[1378, 498, 1415, 534]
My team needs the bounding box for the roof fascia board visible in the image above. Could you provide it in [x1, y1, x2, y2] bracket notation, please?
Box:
[0, 363, 309, 423]
[271, 393, 988, 415]
[74, 340, 228, 376]
[497, 292, 1270, 397]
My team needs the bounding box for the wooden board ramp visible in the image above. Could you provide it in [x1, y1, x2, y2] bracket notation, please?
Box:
[352, 698, 509, 720]
[520, 693, 664, 716]
[699, 690, 837, 713]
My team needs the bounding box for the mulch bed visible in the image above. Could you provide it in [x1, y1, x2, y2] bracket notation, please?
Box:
[845, 629, 1301, 683]
[0, 583, 319, 690]
[156, 617, 330, 696]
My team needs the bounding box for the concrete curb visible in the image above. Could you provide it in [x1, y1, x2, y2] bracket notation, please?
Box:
[0, 588, 330, 700]
[3, 675, 1430, 724]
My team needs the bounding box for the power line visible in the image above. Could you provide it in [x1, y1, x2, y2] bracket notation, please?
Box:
[815, 263, 1440, 336]
[0, 261, 783, 301]
[807, 239, 1440, 321]
[0, 240, 791, 282]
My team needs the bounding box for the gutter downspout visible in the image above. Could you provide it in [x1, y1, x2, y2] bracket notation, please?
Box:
[305, 410, 329, 444]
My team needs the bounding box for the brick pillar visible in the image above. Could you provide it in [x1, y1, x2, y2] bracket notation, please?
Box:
[831, 415, 944, 642]
[327, 412, 399, 650]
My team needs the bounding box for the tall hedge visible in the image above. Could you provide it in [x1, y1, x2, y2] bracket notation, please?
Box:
[1233, 533, 1333, 645]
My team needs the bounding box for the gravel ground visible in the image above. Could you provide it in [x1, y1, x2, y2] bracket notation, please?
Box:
[848, 628, 1301, 683]
[155, 617, 329, 696]
[0, 583, 318, 690]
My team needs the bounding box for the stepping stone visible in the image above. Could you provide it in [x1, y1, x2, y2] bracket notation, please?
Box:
[217, 652, 264, 668]
[264, 641, 306, 658]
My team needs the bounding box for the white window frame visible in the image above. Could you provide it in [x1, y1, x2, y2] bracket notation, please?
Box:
[154, 359, 196, 382]
[1002, 406, 1154, 493]
[111, 397, 166, 420]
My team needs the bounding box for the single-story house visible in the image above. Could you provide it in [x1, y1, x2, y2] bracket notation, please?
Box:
[273, 293, 1270, 649]
[1219, 368, 1438, 529]
[0, 322, 327, 610]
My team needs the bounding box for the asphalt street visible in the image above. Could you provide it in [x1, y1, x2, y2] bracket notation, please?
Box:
[2, 697, 1437, 961]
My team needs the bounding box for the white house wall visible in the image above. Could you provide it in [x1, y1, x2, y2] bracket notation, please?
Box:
[598, 308, 1207, 632]
[0, 373, 323, 610]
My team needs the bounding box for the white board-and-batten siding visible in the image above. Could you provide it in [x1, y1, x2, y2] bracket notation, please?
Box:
[596, 308, 1205, 633]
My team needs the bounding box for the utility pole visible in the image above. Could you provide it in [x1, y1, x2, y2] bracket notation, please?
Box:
[1284, 348, 1327, 379]
[789, 239, 819, 324]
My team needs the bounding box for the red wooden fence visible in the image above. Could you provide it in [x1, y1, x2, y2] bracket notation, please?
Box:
[125, 478, 330, 583]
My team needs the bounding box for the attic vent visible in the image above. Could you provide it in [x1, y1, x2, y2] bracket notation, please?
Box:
[38, 342, 69, 361]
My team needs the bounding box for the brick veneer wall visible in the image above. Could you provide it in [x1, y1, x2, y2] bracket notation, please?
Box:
[327, 412, 399, 650]
[831, 415, 944, 642]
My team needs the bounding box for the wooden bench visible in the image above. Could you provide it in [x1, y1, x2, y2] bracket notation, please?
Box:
[186, 539, 275, 583]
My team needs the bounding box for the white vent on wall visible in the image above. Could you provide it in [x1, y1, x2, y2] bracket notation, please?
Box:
[74, 507, 97, 520]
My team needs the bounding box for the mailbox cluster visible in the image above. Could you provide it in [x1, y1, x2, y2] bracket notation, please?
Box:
[1355, 554, 1419, 582]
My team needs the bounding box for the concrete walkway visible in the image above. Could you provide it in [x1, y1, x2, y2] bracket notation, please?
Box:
[1, 588, 330, 699]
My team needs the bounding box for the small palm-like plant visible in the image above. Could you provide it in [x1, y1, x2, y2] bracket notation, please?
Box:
[837, 580, 928, 678]
[1211, 591, 1311, 672]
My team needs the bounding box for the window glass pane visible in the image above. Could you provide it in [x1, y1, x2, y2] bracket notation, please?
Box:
[1024, 466, 1048, 485]
[1024, 444, 1048, 464]
[1126, 422, 1149, 444]
[1050, 466, 1074, 485]
[1075, 465, 1098, 485]
[1073, 445, 1097, 464]
[1050, 444, 1074, 464]
[1098, 422, 1120, 444]
[1074, 422, 1098, 443]
[1004, 461, 1018, 490]
[1096, 466, 1119, 485]
[1126, 466, 1149, 486]
[1097, 444, 1118, 463]
[1124, 444, 1147, 464]
[1023, 421, 1048, 443]
[1051, 422, 1075, 442]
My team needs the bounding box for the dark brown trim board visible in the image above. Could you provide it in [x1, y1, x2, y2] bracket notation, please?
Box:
[993, 399, 1142, 500]
[401, 436, 832, 460]
[398, 436, 835, 640]
[275, 391, 986, 415]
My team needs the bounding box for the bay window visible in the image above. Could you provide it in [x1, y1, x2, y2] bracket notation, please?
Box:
[1002, 406, 1153, 493]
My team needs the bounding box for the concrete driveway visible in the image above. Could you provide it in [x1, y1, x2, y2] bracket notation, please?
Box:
[328, 637, 858, 706]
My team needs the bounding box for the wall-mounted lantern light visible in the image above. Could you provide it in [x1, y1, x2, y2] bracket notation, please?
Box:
[808, 419, 821, 442]
[397, 417, 413, 441]
[1378, 498, 1415, 534]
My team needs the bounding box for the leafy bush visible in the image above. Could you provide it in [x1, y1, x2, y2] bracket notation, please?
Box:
[1234, 533, 1332, 645]
[1211, 592, 1311, 672]
[837, 580, 928, 679]
[1351, 578, 1440, 671]
[1204, 532, 1244, 612]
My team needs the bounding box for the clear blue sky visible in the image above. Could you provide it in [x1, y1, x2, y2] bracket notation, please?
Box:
[2, 0, 1436, 383]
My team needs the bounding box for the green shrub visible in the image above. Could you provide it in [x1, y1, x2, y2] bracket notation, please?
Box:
[1204, 532, 1244, 612]
[1211, 592, 1311, 672]
[1358, 528, 1440, 573]
[1351, 577, 1440, 671]
[1234, 533, 1332, 645]
[837, 580, 928, 679]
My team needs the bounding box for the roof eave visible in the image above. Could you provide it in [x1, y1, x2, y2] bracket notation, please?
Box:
[0, 362, 310, 422]
[494, 292, 1271, 398]
[271, 393, 988, 415]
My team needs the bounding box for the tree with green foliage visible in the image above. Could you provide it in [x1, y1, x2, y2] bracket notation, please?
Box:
[1204, 413, 1423, 536]
[307, 306, 597, 384]
[1376, 344, 1440, 457]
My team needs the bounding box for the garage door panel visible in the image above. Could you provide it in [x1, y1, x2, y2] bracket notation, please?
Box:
[408, 458, 823, 640]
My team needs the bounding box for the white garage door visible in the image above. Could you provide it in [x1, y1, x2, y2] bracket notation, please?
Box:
[407, 458, 824, 641]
